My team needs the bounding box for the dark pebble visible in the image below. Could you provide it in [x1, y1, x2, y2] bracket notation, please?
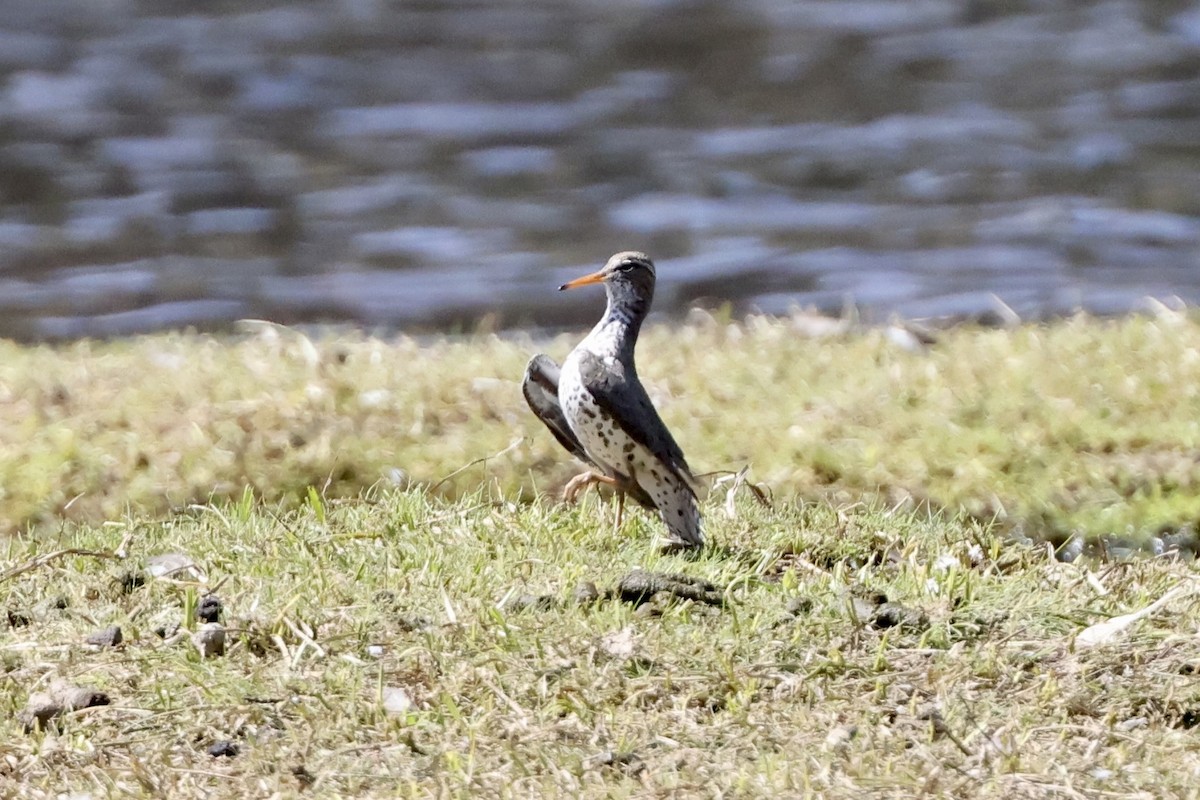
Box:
[115, 570, 146, 593]
[154, 621, 180, 639]
[292, 764, 315, 788]
[207, 740, 240, 758]
[573, 581, 600, 605]
[86, 626, 123, 647]
[51, 596, 69, 610]
[396, 614, 432, 632]
[501, 593, 558, 613]
[197, 594, 223, 623]
[872, 602, 929, 631]
[7, 609, 32, 628]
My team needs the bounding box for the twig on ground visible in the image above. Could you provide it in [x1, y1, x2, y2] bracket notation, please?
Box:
[1, 532, 133, 583]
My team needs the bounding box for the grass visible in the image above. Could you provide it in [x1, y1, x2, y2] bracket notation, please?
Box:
[4, 312, 1200, 543]
[3, 312, 1200, 797]
[3, 492, 1199, 797]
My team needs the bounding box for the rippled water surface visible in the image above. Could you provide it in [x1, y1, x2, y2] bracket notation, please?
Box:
[2, 0, 1200, 338]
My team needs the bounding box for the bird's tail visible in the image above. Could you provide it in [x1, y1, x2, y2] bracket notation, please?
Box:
[661, 477, 704, 548]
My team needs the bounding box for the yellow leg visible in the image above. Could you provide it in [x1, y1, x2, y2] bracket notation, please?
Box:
[613, 490, 626, 536]
[562, 471, 618, 504]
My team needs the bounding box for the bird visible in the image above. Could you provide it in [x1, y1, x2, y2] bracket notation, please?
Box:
[522, 251, 704, 548]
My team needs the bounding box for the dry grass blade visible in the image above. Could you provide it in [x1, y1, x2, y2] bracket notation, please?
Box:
[1, 533, 132, 583]
[429, 437, 524, 493]
[1076, 578, 1200, 648]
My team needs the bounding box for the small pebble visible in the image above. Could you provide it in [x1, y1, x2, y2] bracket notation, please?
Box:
[196, 594, 223, 623]
[382, 686, 413, 715]
[396, 614, 432, 632]
[193, 623, 227, 658]
[1115, 716, 1148, 732]
[207, 740, 240, 758]
[872, 602, 929, 631]
[154, 621, 181, 639]
[86, 626, 123, 647]
[115, 570, 145, 593]
[824, 724, 859, 750]
[500, 593, 557, 613]
[292, 764, 315, 788]
[366, 644, 385, 658]
[573, 581, 600, 605]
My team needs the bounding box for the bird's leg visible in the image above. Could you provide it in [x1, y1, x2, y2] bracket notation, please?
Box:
[614, 463, 639, 535]
[562, 471, 619, 504]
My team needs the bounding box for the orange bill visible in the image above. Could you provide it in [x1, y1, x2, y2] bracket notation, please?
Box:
[558, 269, 606, 291]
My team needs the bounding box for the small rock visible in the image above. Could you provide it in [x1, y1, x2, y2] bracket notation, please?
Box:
[573, 581, 600, 605]
[500, 593, 557, 613]
[21, 692, 62, 732]
[396, 614, 432, 632]
[86, 626, 123, 647]
[115, 570, 145, 593]
[291, 764, 315, 788]
[1115, 716, 1148, 732]
[872, 602, 929, 631]
[154, 621, 181, 639]
[824, 724, 858, 750]
[932, 553, 960, 573]
[20, 679, 111, 732]
[1056, 536, 1086, 563]
[599, 626, 639, 659]
[366, 644, 385, 659]
[207, 740, 240, 758]
[146, 553, 206, 582]
[382, 686, 413, 715]
[193, 623, 227, 658]
[196, 594, 223, 624]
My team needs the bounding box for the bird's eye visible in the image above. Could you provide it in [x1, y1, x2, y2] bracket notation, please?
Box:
[616, 261, 634, 272]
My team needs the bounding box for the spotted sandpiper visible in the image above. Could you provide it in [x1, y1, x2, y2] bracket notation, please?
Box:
[522, 251, 704, 548]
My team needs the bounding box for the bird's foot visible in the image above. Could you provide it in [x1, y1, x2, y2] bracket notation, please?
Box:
[562, 471, 618, 504]
[657, 537, 705, 556]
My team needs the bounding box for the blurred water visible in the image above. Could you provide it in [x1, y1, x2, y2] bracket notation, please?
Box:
[2, 0, 1200, 339]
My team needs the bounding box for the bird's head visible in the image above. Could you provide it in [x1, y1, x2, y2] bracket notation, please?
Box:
[558, 252, 656, 300]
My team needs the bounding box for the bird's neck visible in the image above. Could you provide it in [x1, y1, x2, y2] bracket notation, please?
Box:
[588, 291, 648, 357]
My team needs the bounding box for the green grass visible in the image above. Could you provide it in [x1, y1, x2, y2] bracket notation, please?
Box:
[4, 312, 1200, 542]
[4, 313, 1200, 797]
[3, 492, 1199, 798]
